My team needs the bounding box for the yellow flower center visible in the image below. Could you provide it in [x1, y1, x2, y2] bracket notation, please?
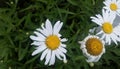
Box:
[110, 3, 118, 11]
[86, 38, 103, 56]
[102, 22, 113, 34]
[45, 35, 60, 50]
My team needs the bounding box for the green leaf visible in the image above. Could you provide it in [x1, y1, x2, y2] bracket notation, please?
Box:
[18, 46, 28, 61]
[58, 9, 75, 15]
[25, 54, 40, 64]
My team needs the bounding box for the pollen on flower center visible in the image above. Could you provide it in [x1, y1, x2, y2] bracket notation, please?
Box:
[86, 38, 103, 56]
[110, 3, 118, 11]
[45, 35, 60, 50]
[102, 22, 113, 34]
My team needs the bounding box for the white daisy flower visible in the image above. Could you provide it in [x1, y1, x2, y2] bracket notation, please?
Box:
[78, 35, 105, 62]
[91, 9, 120, 45]
[30, 19, 67, 66]
[103, 0, 120, 16]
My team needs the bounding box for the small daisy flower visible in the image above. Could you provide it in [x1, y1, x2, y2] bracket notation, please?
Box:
[30, 19, 67, 66]
[91, 9, 120, 45]
[78, 35, 105, 62]
[103, 0, 120, 16]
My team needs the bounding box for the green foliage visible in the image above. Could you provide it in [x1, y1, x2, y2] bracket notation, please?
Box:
[0, 0, 120, 69]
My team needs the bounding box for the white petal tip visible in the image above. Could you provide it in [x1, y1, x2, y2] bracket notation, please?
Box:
[46, 19, 50, 21]
[44, 63, 47, 65]
[31, 51, 38, 56]
[63, 60, 67, 63]
[62, 38, 68, 42]
[49, 63, 54, 66]
[31, 53, 35, 56]
[78, 41, 82, 44]
[60, 22, 63, 25]
[89, 62, 94, 67]
[31, 43, 34, 45]
[40, 58, 43, 61]
[30, 36, 33, 39]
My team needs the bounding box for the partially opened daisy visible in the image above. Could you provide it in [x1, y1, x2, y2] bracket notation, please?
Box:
[30, 19, 67, 66]
[78, 35, 105, 62]
[103, 0, 120, 16]
[91, 9, 120, 45]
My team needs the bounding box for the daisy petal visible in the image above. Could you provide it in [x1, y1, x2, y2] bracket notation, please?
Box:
[61, 38, 68, 42]
[45, 50, 51, 65]
[111, 34, 118, 45]
[40, 49, 48, 61]
[32, 46, 46, 56]
[96, 30, 103, 35]
[86, 56, 96, 62]
[93, 56, 101, 62]
[53, 21, 63, 35]
[31, 41, 44, 46]
[59, 46, 67, 53]
[55, 50, 62, 60]
[45, 19, 52, 35]
[57, 49, 67, 63]
[61, 44, 66, 47]
[34, 31, 45, 40]
[49, 51, 55, 65]
[30, 35, 44, 41]
[36, 28, 49, 36]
